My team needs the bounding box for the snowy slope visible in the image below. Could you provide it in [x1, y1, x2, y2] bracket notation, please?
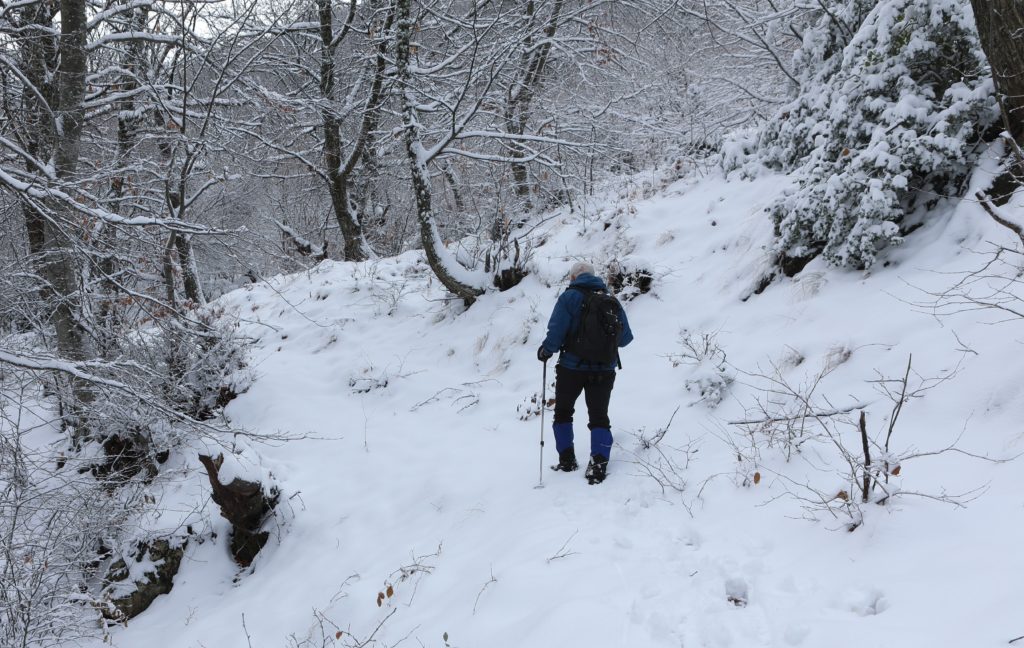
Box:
[111, 165, 1024, 648]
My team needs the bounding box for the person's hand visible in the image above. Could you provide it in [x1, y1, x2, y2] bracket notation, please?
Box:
[537, 345, 553, 362]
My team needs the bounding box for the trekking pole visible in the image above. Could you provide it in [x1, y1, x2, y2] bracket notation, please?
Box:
[536, 359, 547, 488]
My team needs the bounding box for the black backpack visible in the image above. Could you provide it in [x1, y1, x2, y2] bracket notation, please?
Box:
[565, 287, 623, 365]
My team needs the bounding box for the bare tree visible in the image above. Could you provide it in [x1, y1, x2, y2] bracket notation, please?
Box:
[236, 0, 393, 262]
[393, 0, 493, 303]
[502, 0, 566, 211]
[314, 0, 390, 261]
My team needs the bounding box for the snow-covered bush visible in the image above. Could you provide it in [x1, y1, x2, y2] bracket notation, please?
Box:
[758, 0, 998, 270]
[669, 330, 734, 408]
[720, 128, 762, 176]
[156, 312, 253, 422]
[685, 366, 734, 408]
[64, 312, 255, 486]
[0, 370, 160, 644]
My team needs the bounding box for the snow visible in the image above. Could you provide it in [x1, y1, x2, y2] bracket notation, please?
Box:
[105, 168, 1024, 648]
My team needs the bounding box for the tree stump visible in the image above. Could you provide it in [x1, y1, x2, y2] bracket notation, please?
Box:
[198, 454, 278, 567]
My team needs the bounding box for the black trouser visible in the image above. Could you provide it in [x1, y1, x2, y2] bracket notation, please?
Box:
[552, 365, 616, 458]
[553, 365, 616, 427]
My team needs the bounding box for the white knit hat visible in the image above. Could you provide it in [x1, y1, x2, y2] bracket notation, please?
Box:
[569, 261, 596, 279]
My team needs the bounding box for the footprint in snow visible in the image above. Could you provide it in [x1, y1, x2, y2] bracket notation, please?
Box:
[843, 587, 889, 616]
[783, 624, 810, 646]
[725, 577, 749, 607]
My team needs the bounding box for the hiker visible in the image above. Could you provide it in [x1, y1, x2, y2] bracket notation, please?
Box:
[537, 261, 633, 485]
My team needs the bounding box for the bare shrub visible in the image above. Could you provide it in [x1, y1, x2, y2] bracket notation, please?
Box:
[731, 354, 1006, 531]
[627, 407, 698, 507]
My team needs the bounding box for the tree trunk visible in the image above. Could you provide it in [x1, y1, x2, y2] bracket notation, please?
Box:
[323, 126, 369, 261]
[110, 6, 150, 206]
[18, 2, 58, 257]
[971, 1, 1024, 142]
[174, 234, 205, 306]
[96, 6, 152, 355]
[41, 0, 94, 436]
[54, 0, 88, 179]
[342, 1, 393, 256]
[394, 0, 483, 305]
[163, 233, 178, 310]
[318, 0, 371, 262]
[442, 163, 465, 212]
[504, 0, 563, 210]
[509, 143, 532, 208]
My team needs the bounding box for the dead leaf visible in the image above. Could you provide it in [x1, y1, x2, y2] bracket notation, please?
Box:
[836, 490, 849, 502]
[891, 465, 901, 476]
[753, 471, 761, 485]
[335, 631, 343, 640]
[386, 585, 394, 598]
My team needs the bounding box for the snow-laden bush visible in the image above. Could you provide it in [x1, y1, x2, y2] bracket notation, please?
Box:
[669, 330, 734, 408]
[721, 128, 762, 175]
[156, 311, 253, 422]
[62, 312, 255, 486]
[757, 0, 998, 270]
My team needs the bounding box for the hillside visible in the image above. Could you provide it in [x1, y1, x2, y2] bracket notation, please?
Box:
[110, 163, 1024, 648]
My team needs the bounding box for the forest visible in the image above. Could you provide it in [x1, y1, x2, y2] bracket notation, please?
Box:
[3, 1, 1024, 647]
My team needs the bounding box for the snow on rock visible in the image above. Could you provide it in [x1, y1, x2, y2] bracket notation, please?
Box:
[109, 169, 1024, 648]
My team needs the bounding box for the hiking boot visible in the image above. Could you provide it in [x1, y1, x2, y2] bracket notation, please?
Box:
[553, 447, 579, 472]
[585, 454, 608, 485]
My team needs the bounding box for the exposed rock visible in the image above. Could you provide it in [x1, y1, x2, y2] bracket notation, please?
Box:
[779, 252, 814, 278]
[103, 538, 187, 621]
[93, 431, 160, 483]
[607, 268, 653, 301]
[493, 266, 527, 292]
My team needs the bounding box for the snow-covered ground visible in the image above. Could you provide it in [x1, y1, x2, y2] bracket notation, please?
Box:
[112, 164, 1024, 648]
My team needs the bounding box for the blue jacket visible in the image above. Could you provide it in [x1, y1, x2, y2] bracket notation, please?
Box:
[541, 273, 634, 371]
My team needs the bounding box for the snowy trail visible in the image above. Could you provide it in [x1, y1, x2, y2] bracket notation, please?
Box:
[114, 172, 1024, 648]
